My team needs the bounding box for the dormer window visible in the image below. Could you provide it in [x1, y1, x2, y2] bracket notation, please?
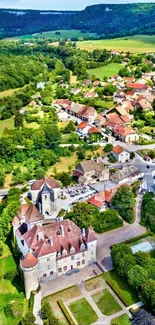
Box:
[57, 252, 61, 258]
[80, 243, 85, 252]
[70, 246, 75, 255]
[62, 249, 67, 257]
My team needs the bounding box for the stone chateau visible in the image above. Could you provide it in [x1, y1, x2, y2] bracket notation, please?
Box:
[12, 177, 97, 299]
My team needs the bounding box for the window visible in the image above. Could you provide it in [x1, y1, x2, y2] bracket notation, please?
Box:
[71, 256, 75, 260]
[50, 271, 53, 276]
[91, 251, 94, 256]
[82, 260, 85, 265]
[47, 257, 50, 261]
[82, 252, 85, 257]
[62, 249, 67, 257]
[58, 268, 62, 273]
[64, 266, 67, 271]
[21, 240, 24, 246]
[77, 261, 80, 267]
[47, 265, 51, 270]
[43, 273, 47, 277]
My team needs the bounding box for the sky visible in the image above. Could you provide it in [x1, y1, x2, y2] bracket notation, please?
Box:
[0, 0, 155, 10]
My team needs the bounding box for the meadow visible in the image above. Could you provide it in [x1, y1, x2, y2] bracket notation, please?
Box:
[88, 63, 123, 79]
[13, 29, 98, 40]
[78, 35, 155, 53]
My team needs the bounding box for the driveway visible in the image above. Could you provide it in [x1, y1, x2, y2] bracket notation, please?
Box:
[96, 195, 146, 270]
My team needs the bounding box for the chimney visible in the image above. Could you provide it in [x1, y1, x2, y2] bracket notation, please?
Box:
[49, 236, 53, 246]
[60, 225, 65, 236]
[82, 228, 86, 237]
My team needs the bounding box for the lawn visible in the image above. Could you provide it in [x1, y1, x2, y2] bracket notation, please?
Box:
[14, 29, 98, 40]
[47, 151, 77, 175]
[96, 100, 114, 110]
[0, 256, 17, 278]
[78, 35, 155, 53]
[69, 298, 98, 325]
[111, 313, 131, 325]
[92, 289, 122, 316]
[103, 270, 138, 307]
[43, 285, 81, 324]
[0, 118, 14, 135]
[88, 63, 124, 79]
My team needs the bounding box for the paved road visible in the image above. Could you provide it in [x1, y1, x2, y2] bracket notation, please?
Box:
[96, 195, 146, 271]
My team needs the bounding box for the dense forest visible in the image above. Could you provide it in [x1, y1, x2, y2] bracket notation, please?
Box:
[1, 3, 155, 39]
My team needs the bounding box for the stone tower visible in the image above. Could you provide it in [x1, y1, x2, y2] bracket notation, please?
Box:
[20, 252, 39, 299]
[41, 184, 55, 216]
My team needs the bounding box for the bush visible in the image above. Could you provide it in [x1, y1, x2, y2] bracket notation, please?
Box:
[58, 300, 76, 325]
[104, 144, 113, 153]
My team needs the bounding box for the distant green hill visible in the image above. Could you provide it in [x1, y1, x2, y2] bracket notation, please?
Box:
[1, 3, 155, 39]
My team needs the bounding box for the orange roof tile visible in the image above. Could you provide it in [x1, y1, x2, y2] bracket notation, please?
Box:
[21, 252, 38, 268]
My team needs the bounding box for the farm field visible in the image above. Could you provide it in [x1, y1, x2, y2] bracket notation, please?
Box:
[78, 35, 155, 53]
[13, 29, 98, 40]
[88, 63, 123, 79]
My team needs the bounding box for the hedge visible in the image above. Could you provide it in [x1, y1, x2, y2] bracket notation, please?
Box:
[29, 292, 34, 312]
[57, 300, 76, 325]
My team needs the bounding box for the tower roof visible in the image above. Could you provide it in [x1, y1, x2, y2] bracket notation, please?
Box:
[21, 252, 38, 268]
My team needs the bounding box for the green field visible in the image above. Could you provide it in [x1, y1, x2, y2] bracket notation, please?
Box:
[88, 63, 123, 79]
[0, 118, 14, 135]
[103, 270, 138, 307]
[13, 29, 98, 40]
[69, 298, 98, 325]
[78, 35, 155, 53]
[92, 288, 122, 316]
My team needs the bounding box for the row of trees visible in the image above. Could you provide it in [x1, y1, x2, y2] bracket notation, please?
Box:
[141, 192, 155, 232]
[111, 244, 155, 313]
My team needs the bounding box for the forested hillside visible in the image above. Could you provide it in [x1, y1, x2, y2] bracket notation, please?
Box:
[1, 3, 155, 39]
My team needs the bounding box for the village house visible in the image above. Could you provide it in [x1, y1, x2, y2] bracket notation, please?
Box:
[84, 92, 98, 99]
[15, 218, 97, 299]
[87, 186, 119, 210]
[133, 98, 152, 112]
[112, 145, 130, 163]
[71, 88, 81, 95]
[113, 125, 139, 143]
[77, 121, 91, 136]
[114, 90, 126, 103]
[110, 166, 143, 184]
[73, 159, 109, 184]
[94, 115, 106, 128]
[82, 80, 92, 86]
[126, 83, 151, 95]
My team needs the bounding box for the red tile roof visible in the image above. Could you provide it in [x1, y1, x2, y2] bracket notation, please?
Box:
[88, 127, 101, 134]
[20, 219, 96, 259]
[12, 204, 43, 225]
[114, 125, 136, 137]
[113, 145, 125, 154]
[78, 121, 88, 129]
[21, 252, 38, 269]
[127, 83, 149, 90]
[31, 176, 61, 191]
[107, 113, 123, 125]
